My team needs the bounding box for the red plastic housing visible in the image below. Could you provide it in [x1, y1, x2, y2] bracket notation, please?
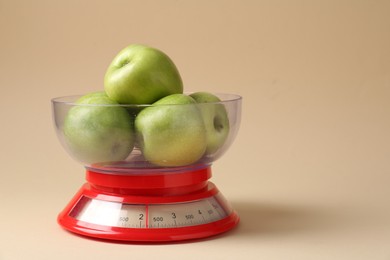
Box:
[57, 166, 239, 242]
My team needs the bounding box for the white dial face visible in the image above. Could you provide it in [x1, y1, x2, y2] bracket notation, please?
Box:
[70, 194, 232, 229]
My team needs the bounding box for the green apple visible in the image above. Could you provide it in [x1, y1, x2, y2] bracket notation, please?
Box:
[63, 92, 135, 164]
[135, 94, 207, 167]
[190, 92, 230, 154]
[104, 44, 183, 105]
[74, 91, 107, 103]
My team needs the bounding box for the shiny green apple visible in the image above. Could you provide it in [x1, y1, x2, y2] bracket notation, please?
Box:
[104, 44, 183, 105]
[190, 92, 230, 154]
[63, 92, 135, 164]
[135, 94, 207, 167]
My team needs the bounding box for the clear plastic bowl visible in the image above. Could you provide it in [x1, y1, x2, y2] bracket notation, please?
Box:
[51, 93, 242, 173]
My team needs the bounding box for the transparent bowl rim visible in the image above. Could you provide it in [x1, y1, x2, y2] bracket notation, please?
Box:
[51, 92, 242, 107]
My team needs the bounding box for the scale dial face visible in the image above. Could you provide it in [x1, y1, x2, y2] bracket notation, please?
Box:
[69, 193, 232, 229]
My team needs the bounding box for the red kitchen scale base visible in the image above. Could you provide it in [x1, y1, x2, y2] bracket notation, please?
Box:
[57, 166, 239, 242]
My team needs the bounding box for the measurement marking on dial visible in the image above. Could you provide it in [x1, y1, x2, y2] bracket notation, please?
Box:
[147, 198, 229, 228]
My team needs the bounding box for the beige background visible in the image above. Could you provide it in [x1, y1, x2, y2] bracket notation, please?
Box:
[1, 0, 390, 259]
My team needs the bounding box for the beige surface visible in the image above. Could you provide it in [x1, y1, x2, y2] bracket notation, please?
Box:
[1, 0, 390, 259]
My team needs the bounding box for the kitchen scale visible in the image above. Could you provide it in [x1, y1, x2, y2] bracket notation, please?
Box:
[52, 93, 242, 242]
